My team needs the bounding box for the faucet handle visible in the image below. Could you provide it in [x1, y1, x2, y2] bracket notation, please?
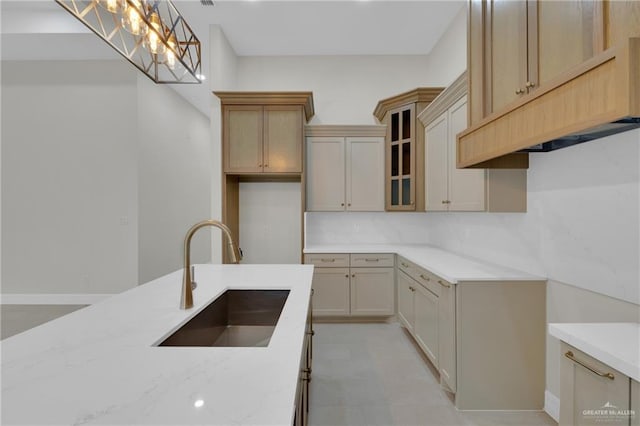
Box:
[190, 266, 197, 290]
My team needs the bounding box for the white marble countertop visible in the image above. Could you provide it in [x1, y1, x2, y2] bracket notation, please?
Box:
[549, 322, 640, 382]
[304, 243, 543, 283]
[1, 264, 314, 425]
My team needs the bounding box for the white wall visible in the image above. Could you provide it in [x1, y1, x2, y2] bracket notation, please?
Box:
[1, 60, 139, 294]
[1, 59, 214, 295]
[239, 182, 301, 264]
[423, 5, 468, 87]
[236, 55, 433, 125]
[209, 25, 239, 263]
[137, 75, 212, 284]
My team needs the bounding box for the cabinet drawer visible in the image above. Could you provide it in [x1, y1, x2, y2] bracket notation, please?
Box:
[350, 253, 395, 268]
[304, 253, 350, 268]
[398, 256, 441, 296]
[397, 255, 417, 276]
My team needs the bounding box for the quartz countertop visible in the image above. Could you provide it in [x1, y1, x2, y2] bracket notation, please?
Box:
[304, 244, 543, 283]
[549, 322, 640, 382]
[1, 264, 314, 425]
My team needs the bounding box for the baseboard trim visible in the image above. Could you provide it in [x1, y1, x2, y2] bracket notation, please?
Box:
[0, 293, 114, 305]
[544, 390, 560, 422]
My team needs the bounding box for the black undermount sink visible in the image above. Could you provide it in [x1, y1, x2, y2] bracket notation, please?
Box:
[157, 289, 289, 347]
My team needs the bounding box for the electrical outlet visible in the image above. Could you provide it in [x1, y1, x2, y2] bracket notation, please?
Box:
[119, 216, 129, 226]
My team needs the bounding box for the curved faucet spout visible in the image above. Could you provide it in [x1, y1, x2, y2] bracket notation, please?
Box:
[180, 220, 242, 309]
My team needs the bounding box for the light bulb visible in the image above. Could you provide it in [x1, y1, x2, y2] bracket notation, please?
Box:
[96, 0, 126, 13]
[165, 35, 178, 69]
[121, 0, 148, 36]
[142, 12, 166, 55]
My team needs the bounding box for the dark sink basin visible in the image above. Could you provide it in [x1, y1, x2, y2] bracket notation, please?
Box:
[157, 289, 289, 347]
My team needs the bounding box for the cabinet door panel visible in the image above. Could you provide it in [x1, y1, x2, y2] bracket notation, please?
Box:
[224, 106, 263, 173]
[560, 343, 630, 425]
[346, 137, 384, 211]
[264, 106, 303, 173]
[305, 137, 345, 211]
[538, 0, 596, 86]
[425, 112, 449, 211]
[438, 282, 456, 392]
[397, 271, 415, 333]
[606, 1, 640, 50]
[447, 97, 485, 211]
[414, 283, 439, 367]
[350, 268, 394, 316]
[489, 0, 528, 112]
[311, 268, 350, 316]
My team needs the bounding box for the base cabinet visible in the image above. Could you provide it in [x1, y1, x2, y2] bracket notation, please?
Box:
[294, 294, 313, 426]
[305, 253, 395, 318]
[397, 272, 415, 333]
[413, 278, 440, 366]
[560, 343, 634, 426]
[437, 280, 456, 393]
[309, 268, 350, 316]
[397, 255, 545, 410]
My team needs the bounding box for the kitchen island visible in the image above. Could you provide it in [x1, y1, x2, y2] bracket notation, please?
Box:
[1, 264, 314, 425]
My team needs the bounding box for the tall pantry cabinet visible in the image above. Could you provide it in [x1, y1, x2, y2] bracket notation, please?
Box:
[215, 92, 315, 263]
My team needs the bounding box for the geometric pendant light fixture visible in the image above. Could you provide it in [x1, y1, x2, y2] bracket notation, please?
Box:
[55, 0, 202, 84]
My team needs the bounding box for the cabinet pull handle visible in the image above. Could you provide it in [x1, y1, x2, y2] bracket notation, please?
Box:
[419, 274, 430, 281]
[515, 88, 525, 95]
[438, 280, 451, 288]
[365, 258, 379, 262]
[525, 81, 535, 88]
[345, 274, 349, 278]
[264, 164, 269, 167]
[352, 274, 355, 278]
[401, 262, 409, 268]
[409, 286, 415, 291]
[565, 351, 614, 380]
[320, 259, 336, 263]
[258, 163, 263, 167]
[341, 203, 345, 207]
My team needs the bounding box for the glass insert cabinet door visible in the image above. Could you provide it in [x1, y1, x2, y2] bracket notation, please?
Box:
[387, 104, 416, 210]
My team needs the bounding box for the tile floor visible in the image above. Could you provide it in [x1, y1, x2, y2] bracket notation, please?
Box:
[308, 322, 557, 426]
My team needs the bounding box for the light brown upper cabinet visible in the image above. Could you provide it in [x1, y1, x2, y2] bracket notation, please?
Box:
[471, 0, 605, 123]
[373, 88, 444, 211]
[215, 92, 315, 175]
[463, 1, 640, 169]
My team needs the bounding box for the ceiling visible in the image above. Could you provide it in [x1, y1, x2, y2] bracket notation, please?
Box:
[1, 0, 465, 113]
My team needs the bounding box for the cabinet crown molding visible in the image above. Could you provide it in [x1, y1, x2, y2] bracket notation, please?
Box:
[418, 72, 468, 127]
[373, 87, 445, 122]
[305, 125, 386, 137]
[213, 91, 315, 122]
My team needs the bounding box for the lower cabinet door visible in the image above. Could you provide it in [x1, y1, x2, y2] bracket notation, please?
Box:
[397, 271, 415, 332]
[414, 283, 439, 368]
[560, 343, 631, 425]
[311, 268, 350, 316]
[438, 281, 456, 392]
[350, 267, 394, 316]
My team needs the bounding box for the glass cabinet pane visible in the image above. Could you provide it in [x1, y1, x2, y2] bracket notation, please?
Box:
[391, 180, 399, 206]
[402, 143, 410, 176]
[402, 178, 411, 205]
[391, 113, 399, 142]
[402, 109, 411, 139]
[391, 145, 399, 177]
